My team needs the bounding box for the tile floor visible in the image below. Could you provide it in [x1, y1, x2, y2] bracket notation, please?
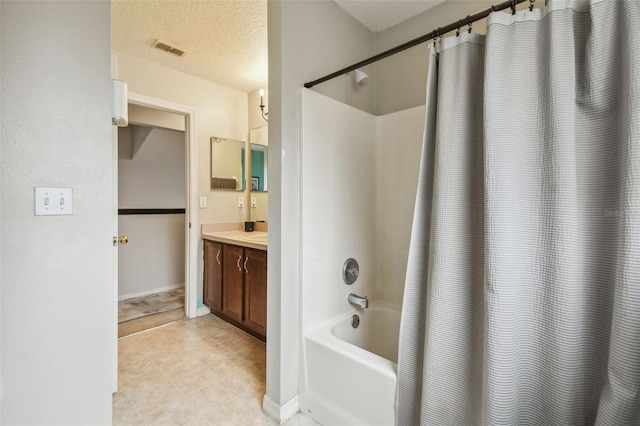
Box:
[114, 314, 318, 426]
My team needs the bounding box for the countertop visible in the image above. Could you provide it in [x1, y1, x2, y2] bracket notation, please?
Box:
[202, 230, 267, 251]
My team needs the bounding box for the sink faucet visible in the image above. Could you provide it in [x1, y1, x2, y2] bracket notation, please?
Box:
[348, 293, 368, 309]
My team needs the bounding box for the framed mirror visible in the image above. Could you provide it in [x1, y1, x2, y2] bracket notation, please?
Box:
[210, 137, 244, 191]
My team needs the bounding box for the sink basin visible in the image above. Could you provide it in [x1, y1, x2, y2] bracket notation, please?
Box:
[243, 234, 268, 243]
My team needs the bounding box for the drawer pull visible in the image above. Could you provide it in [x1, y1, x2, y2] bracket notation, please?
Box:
[237, 254, 242, 272]
[244, 257, 249, 274]
[216, 249, 221, 265]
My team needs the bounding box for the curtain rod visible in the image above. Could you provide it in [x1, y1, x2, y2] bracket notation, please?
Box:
[303, 0, 529, 89]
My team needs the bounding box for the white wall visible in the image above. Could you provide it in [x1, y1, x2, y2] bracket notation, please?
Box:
[118, 127, 186, 298]
[299, 90, 424, 423]
[1, 1, 113, 424]
[300, 91, 424, 324]
[300, 90, 376, 329]
[114, 51, 248, 306]
[267, 0, 374, 416]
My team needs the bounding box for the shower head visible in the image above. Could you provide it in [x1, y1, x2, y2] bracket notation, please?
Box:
[354, 69, 369, 88]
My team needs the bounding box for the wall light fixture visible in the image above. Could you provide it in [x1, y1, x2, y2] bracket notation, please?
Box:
[259, 89, 268, 122]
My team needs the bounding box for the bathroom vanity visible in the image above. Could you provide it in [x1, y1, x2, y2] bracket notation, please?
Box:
[202, 226, 267, 341]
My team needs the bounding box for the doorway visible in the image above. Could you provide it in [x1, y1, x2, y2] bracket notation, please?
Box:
[115, 93, 199, 332]
[117, 110, 187, 336]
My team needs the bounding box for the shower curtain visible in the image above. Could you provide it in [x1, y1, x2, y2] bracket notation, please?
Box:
[397, 1, 639, 424]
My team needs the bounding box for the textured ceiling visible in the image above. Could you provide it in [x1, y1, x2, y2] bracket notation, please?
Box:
[112, 0, 267, 93]
[335, 0, 447, 33]
[112, 1, 445, 93]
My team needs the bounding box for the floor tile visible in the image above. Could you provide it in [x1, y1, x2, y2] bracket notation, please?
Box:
[114, 315, 318, 426]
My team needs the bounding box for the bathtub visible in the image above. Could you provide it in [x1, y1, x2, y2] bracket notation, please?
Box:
[301, 307, 400, 426]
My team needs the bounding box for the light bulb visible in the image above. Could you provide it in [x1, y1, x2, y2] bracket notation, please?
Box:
[259, 89, 265, 97]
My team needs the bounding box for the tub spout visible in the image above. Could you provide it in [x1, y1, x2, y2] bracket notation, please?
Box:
[348, 293, 368, 309]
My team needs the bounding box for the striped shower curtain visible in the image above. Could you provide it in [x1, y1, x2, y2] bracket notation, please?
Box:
[396, 0, 640, 424]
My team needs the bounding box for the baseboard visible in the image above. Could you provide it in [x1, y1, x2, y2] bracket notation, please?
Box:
[262, 394, 299, 424]
[197, 306, 211, 317]
[118, 284, 183, 301]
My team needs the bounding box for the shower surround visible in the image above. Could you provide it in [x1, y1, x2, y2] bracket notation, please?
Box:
[300, 89, 424, 329]
[299, 89, 424, 423]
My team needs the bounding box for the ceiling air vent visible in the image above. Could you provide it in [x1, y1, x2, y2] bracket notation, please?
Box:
[154, 40, 186, 57]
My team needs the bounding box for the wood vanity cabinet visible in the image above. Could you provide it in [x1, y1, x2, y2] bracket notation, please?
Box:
[203, 240, 223, 311]
[222, 244, 244, 323]
[203, 239, 267, 341]
[243, 248, 267, 336]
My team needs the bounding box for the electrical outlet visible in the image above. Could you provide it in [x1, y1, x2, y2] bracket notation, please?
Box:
[251, 197, 257, 208]
[199, 196, 207, 208]
[35, 187, 73, 216]
[238, 197, 245, 208]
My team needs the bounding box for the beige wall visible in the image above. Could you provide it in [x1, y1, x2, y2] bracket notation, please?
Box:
[248, 88, 269, 131]
[1, 1, 113, 423]
[118, 127, 186, 298]
[374, 105, 426, 306]
[119, 127, 186, 209]
[281, 1, 495, 116]
[128, 104, 186, 131]
[114, 51, 248, 223]
[372, 1, 520, 115]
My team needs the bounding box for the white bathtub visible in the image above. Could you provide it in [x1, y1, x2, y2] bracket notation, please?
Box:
[301, 307, 400, 426]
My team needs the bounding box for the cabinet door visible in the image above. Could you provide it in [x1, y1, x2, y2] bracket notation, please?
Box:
[203, 240, 223, 311]
[243, 248, 267, 336]
[222, 244, 244, 323]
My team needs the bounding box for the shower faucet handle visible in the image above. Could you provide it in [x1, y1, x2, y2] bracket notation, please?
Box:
[347, 267, 359, 279]
[342, 258, 360, 285]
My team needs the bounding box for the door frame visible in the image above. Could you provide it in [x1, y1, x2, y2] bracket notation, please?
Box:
[126, 92, 199, 318]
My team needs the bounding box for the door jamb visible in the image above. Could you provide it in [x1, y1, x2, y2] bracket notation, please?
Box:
[126, 92, 199, 318]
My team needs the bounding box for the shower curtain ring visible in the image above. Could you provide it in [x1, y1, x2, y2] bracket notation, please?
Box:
[466, 16, 472, 33]
[529, 0, 535, 11]
[511, 0, 517, 15]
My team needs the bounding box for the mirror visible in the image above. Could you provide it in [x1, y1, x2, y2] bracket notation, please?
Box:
[249, 126, 268, 192]
[249, 144, 268, 192]
[210, 137, 244, 191]
[210, 128, 268, 192]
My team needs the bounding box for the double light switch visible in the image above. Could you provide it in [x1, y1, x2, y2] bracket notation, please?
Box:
[35, 187, 73, 216]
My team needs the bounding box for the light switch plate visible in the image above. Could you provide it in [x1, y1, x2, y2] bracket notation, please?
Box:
[199, 196, 207, 208]
[238, 197, 245, 208]
[251, 197, 257, 208]
[35, 187, 73, 216]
